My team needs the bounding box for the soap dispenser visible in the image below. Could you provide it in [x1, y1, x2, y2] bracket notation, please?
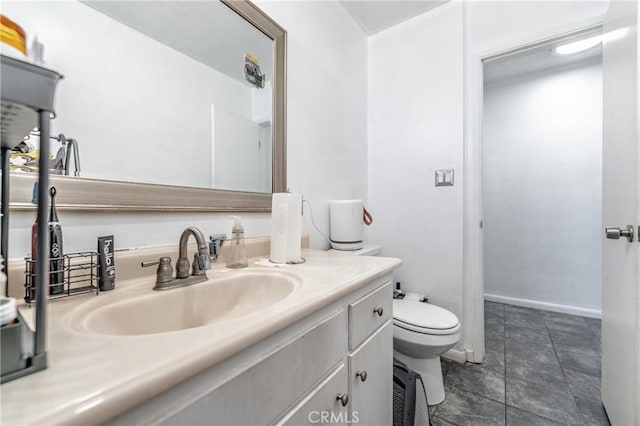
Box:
[227, 216, 248, 269]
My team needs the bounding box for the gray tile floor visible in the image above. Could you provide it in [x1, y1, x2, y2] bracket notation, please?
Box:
[429, 302, 609, 426]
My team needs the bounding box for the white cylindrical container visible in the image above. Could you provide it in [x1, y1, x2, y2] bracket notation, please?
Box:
[329, 200, 364, 251]
[270, 193, 289, 264]
[286, 193, 302, 263]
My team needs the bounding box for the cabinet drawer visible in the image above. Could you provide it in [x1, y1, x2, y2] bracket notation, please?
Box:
[277, 364, 349, 425]
[349, 282, 392, 351]
[160, 310, 347, 426]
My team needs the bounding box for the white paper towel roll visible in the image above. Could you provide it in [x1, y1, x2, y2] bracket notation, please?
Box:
[270, 193, 289, 264]
[286, 193, 302, 263]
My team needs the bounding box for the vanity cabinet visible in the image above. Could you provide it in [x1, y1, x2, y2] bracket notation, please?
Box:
[278, 281, 393, 426]
[107, 276, 394, 426]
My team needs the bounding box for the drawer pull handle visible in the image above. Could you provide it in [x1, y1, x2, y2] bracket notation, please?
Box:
[356, 370, 368, 382]
[336, 393, 349, 407]
[373, 306, 384, 317]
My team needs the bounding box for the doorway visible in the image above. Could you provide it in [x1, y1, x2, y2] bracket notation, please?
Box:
[474, 28, 608, 424]
[482, 27, 603, 318]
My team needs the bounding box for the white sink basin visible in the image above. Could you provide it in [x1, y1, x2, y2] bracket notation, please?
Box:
[80, 271, 298, 336]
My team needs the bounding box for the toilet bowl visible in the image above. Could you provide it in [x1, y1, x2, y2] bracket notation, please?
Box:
[393, 294, 460, 405]
[328, 243, 459, 405]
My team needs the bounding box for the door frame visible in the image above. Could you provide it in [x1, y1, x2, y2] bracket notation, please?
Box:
[463, 14, 606, 363]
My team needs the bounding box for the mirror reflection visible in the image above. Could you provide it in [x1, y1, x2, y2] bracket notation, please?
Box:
[5, 0, 275, 193]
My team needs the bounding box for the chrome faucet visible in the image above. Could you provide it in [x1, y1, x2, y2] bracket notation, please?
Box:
[176, 226, 211, 278]
[63, 137, 81, 177]
[30, 131, 81, 176]
[141, 227, 226, 290]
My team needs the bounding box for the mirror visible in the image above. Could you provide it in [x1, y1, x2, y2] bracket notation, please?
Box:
[5, 0, 286, 211]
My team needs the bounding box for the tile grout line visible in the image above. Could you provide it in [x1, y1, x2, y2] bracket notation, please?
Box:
[444, 383, 506, 407]
[552, 318, 603, 378]
[546, 312, 586, 426]
[501, 303, 564, 425]
[503, 403, 569, 426]
[443, 359, 507, 406]
[487, 301, 508, 423]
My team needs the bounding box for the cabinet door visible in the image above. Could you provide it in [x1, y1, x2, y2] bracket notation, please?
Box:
[349, 321, 393, 426]
[155, 311, 346, 426]
[277, 364, 350, 426]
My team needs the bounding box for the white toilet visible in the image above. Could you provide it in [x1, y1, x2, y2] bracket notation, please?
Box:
[392, 293, 460, 405]
[329, 245, 460, 405]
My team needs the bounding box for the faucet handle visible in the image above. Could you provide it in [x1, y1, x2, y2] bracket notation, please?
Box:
[209, 234, 226, 261]
[141, 257, 173, 285]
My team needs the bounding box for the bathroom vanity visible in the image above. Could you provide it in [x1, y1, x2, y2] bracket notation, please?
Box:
[0, 248, 400, 425]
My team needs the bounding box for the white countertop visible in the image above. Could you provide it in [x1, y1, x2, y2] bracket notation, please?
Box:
[1, 249, 401, 425]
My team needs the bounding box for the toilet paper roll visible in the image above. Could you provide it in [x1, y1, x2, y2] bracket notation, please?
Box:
[286, 193, 302, 263]
[270, 193, 289, 264]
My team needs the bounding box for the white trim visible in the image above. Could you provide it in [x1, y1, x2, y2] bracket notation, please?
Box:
[461, 0, 486, 372]
[484, 293, 602, 319]
[464, 349, 479, 363]
[442, 348, 467, 364]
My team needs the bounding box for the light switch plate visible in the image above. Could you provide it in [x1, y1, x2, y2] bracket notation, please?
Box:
[435, 169, 454, 186]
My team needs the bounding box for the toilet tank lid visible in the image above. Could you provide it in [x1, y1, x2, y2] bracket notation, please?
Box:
[329, 244, 382, 256]
[393, 299, 459, 330]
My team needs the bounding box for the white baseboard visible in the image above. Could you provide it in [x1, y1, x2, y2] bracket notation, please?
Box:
[442, 348, 467, 364]
[484, 293, 601, 319]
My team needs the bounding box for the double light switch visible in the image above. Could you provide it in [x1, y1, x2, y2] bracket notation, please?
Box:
[435, 169, 454, 186]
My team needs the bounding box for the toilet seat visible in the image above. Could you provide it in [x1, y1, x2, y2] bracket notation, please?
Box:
[394, 320, 461, 335]
[393, 299, 460, 335]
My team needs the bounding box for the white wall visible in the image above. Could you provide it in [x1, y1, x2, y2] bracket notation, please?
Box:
[5, 1, 368, 261]
[213, 108, 263, 192]
[368, 2, 465, 347]
[483, 61, 603, 314]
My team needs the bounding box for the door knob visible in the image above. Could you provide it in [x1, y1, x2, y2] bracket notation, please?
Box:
[605, 225, 635, 242]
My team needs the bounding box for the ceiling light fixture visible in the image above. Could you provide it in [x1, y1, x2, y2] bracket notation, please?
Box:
[555, 35, 602, 55]
[555, 28, 630, 55]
